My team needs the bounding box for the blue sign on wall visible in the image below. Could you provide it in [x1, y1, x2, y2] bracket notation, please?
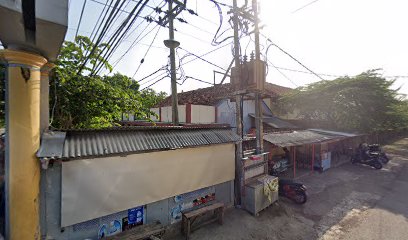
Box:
[128, 207, 143, 225]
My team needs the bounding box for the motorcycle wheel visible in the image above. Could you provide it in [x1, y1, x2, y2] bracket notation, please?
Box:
[380, 156, 389, 164]
[373, 161, 382, 170]
[293, 191, 307, 204]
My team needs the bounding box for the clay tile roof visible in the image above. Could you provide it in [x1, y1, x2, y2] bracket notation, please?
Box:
[156, 82, 292, 107]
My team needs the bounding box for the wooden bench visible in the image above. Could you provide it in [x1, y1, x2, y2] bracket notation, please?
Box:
[105, 221, 165, 240]
[181, 202, 225, 240]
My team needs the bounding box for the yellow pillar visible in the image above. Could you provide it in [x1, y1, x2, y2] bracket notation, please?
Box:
[40, 63, 55, 133]
[0, 49, 47, 240]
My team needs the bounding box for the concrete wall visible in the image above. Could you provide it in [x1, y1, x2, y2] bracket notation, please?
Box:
[217, 99, 256, 134]
[150, 108, 160, 121]
[41, 157, 234, 239]
[216, 99, 275, 134]
[161, 105, 186, 123]
[191, 105, 215, 123]
[122, 113, 135, 121]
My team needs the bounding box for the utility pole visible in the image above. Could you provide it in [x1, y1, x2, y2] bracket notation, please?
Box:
[252, 0, 263, 154]
[232, 0, 243, 206]
[164, 0, 180, 125]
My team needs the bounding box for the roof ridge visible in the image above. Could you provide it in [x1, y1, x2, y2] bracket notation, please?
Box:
[155, 82, 292, 107]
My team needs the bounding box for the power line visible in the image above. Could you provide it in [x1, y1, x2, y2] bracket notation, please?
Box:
[89, 0, 152, 18]
[267, 60, 298, 87]
[105, 0, 132, 40]
[77, 0, 123, 74]
[68, 26, 166, 49]
[75, 0, 88, 38]
[273, 66, 341, 78]
[88, 0, 110, 41]
[140, 71, 168, 85]
[209, 0, 233, 8]
[184, 76, 214, 85]
[180, 41, 232, 66]
[186, 22, 215, 36]
[112, 23, 160, 68]
[92, 0, 140, 74]
[136, 65, 168, 82]
[93, 0, 150, 75]
[140, 74, 168, 90]
[111, 0, 166, 69]
[132, 25, 162, 78]
[175, 29, 213, 44]
[178, 47, 227, 71]
[277, 66, 408, 79]
[292, 0, 321, 14]
[262, 34, 325, 81]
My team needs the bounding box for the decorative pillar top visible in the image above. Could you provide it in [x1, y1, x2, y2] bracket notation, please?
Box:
[0, 49, 47, 69]
[41, 63, 56, 76]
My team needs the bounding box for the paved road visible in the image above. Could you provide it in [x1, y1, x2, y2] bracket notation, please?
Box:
[335, 139, 408, 240]
[297, 137, 408, 240]
[168, 137, 408, 240]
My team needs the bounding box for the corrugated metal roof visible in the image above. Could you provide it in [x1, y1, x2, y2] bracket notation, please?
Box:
[308, 129, 359, 137]
[263, 130, 345, 147]
[37, 131, 66, 159]
[41, 128, 240, 160]
[248, 114, 298, 129]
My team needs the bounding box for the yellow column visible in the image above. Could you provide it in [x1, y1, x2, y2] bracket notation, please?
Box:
[0, 49, 47, 240]
[40, 63, 55, 133]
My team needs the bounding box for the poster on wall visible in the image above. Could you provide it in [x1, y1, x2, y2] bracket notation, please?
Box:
[98, 220, 122, 239]
[122, 206, 144, 231]
[170, 187, 216, 224]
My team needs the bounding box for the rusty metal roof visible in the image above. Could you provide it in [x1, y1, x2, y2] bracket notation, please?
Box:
[156, 83, 292, 107]
[248, 114, 298, 129]
[39, 127, 240, 160]
[263, 130, 346, 147]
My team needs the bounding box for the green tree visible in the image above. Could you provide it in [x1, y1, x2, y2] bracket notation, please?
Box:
[279, 70, 407, 133]
[50, 36, 166, 129]
[139, 88, 167, 116]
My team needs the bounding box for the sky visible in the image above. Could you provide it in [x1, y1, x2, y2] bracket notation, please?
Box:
[66, 0, 408, 96]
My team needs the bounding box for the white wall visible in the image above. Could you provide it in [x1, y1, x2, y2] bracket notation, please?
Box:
[160, 105, 186, 122]
[122, 113, 135, 121]
[191, 105, 215, 123]
[150, 108, 160, 121]
[61, 144, 235, 227]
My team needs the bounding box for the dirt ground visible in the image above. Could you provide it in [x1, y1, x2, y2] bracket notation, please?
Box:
[169, 136, 408, 240]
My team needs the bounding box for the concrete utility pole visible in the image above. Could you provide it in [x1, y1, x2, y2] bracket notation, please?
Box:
[232, 0, 243, 206]
[253, 0, 264, 153]
[164, 0, 180, 125]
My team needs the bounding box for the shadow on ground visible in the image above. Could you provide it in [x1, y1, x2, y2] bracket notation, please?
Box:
[167, 136, 408, 240]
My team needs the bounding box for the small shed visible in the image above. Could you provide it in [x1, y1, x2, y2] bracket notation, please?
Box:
[37, 126, 240, 239]
[263, 129, 358, 178]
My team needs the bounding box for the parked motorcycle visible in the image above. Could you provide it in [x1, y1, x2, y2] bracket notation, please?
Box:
[351, 153, 383, 169]
[278, 179, 308, 204]
[270, 159, 308, 204]
[368, 144, 389, 164]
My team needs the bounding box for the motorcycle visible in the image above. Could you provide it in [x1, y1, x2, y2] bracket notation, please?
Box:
[368, 144, 389, 164]
[351, 153, 383, 169]
[270, 159, 308, 204]
[278, 179, 308, 204]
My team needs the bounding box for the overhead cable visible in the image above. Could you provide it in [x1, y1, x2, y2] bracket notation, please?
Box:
[93, 0, 150, 75]
[75, 0, 88, 38]
[178, 47, 227, 71]
[132, 25, 162, 78]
